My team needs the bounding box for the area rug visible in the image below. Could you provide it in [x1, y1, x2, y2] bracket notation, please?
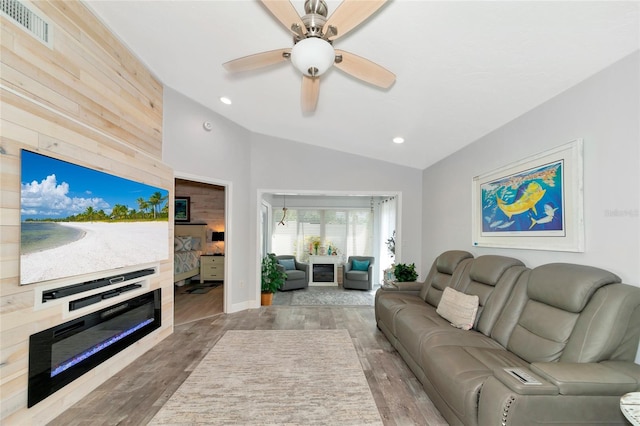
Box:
[273, 286, 377, 306]
[185, 287, 212, 294]
[183, 282, 222, 294]
[149, 329, 382, 425]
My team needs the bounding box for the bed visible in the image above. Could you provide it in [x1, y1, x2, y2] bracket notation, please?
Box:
[174, 224, 207, 286]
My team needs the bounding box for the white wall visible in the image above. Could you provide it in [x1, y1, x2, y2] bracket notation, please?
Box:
[163, 86, 254, 311]
[163, 87, 424, 310]
[249, 132, 423, 269]
[422, 51, 639, 285]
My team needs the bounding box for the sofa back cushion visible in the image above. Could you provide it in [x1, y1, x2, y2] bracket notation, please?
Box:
[455, 255, 526, 335]
[420, 251, 473, 307]
[506, 263, 622, 363]
[490, 271, 531, 347]
[507, 300, 579, 362]
[527, 263, 620, 312]
[562, 283, 640, 362]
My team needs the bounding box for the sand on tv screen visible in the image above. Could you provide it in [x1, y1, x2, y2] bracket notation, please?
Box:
[20, 150, 169, 285]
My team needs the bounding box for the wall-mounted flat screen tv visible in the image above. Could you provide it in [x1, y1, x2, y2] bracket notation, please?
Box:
[20, 150, 169, 285]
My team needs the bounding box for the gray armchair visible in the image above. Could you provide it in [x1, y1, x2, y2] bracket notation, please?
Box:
[343, 256, 375, 290]
[274, 255, 309, 291]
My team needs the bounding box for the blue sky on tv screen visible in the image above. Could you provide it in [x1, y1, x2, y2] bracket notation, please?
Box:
[21, 150, 169, 221]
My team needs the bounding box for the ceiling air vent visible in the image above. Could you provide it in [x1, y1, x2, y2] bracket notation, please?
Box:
[1, 0, 51, 46]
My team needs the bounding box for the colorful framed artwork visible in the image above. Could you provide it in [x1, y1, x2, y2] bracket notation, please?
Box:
[472, 139, 584, 252]
[174, 196, 190, 222]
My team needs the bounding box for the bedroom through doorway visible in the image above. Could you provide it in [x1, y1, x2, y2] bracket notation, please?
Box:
[173, 178, 226, 325]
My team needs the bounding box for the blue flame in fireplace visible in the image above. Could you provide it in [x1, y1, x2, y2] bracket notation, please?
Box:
[51, 318, 154, 377]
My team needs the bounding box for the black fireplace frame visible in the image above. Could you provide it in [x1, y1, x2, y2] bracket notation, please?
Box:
[28, 289, 161, 407]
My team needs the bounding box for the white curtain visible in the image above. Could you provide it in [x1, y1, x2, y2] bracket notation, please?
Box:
[272, 208, 373, 262]
[378, 197, 397, 279]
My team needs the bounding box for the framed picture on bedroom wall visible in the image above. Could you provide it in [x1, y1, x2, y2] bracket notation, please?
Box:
[471, 139, 584, 252]
[175, 196, 191, 222]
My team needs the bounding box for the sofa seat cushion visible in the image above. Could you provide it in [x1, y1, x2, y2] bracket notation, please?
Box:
[422, 345, 528, 424]
[394, 305, 453, 361]
[376, 293, 426, 336]
[285, 270, 305, 280]
[345, 270, 369, 281]
[420, 327, 504, 353]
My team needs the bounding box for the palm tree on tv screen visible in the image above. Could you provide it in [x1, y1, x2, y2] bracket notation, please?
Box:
[137, 197, 150, 218]
[111, 204, 128, 220]
[148, 191, 166, 219]
[84, 206, 95, 221]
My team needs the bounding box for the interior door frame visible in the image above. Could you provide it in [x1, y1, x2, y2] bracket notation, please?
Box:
[175, 171, 232, 314]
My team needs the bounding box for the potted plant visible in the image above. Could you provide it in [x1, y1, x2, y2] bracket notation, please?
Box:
[261, 253, 286, 305]
[394, 262, 418, 282]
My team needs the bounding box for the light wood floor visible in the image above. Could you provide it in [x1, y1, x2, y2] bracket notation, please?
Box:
[173, 281, 224, 325]
[49, 305, 448, 426]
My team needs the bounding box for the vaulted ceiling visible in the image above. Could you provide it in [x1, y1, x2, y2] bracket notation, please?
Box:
[87, 1, 639, 169]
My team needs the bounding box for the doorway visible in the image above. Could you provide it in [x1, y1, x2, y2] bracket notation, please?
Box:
[259, 191, 400, 287]
[173, 177, 227, 324]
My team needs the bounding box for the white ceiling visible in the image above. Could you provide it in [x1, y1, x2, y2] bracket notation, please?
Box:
[86, 1, 639, 170]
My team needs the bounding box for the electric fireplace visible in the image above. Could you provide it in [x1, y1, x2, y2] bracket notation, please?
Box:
[28, 289, 161, 407]
[308, 255, 340, 285]
[313, 264, 335, 282]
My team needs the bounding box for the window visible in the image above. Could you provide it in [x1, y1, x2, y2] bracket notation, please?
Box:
[272, 208, 373, 262]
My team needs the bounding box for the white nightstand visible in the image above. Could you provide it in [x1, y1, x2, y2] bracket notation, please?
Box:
[200, 255, 224, 283]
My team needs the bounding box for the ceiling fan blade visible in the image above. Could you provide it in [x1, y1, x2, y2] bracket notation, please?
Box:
[223, 49, 291, 73]
[260, 0, 307, 36]
[301, 75, 320, 113]
[323, 0, 387, 40]
[334, 50, 395, 89]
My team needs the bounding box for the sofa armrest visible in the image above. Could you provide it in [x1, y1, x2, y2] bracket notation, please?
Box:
[479, 372, 629, 426]
[600, 360, 640, 385]
[530, 362, 638, 396]
[382, 281, 424, 292]
[295, 261, 308, 273]
[379, 281, 422, 296]
[393, 281, 423, 292]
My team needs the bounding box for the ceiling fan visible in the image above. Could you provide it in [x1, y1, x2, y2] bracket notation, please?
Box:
[223, 0, 395, 113]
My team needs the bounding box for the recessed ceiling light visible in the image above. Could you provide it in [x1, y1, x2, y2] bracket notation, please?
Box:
[393, 137, 405, 144]
[219, 96, 232, 105]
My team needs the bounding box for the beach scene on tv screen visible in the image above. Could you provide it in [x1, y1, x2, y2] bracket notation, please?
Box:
[20, 150, 169, 285]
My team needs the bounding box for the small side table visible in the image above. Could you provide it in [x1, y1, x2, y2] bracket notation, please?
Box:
[621, 392, 640, 426]
[200, 254, 224, 283]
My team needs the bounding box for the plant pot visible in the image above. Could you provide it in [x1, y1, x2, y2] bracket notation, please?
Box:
[261, 292, 274, 306]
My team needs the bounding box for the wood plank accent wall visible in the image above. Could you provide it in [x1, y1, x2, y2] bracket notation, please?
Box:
[0, 2, 173, 423]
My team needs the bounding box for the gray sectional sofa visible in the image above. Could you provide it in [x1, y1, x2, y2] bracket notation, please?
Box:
[375, 250, 640, 425]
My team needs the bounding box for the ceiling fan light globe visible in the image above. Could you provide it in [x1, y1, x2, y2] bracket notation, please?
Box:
[291, 37, 335, 77]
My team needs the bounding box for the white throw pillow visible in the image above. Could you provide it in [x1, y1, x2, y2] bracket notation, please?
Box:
[436, 287, 479, 330]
